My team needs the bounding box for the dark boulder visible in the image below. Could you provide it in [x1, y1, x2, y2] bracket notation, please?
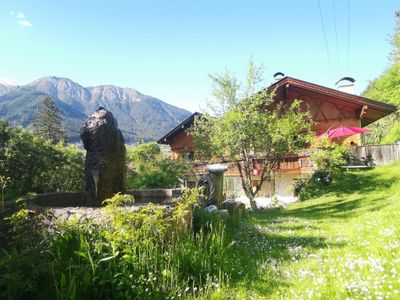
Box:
[80, 107, 126, 206]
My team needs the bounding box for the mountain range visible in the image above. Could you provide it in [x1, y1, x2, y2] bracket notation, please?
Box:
[0, 76, 192, 143]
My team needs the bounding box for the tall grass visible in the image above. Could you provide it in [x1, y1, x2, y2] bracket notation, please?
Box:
[2, 163, 400, 299]
[0, 189, 260, 299]
[245, 162, 400, 299]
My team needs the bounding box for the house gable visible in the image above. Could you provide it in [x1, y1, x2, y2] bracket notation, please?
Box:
[270, 77, 397, 126]
[157, 77, 397, 154]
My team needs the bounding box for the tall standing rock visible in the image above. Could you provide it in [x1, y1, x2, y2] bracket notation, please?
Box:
[80, 107, 126, 206]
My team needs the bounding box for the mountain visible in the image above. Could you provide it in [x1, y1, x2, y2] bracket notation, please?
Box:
[0, 76, 192, 143]
[0, 77, 18, 96]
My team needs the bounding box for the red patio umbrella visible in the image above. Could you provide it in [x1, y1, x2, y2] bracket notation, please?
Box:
[318, 126, 372, 140]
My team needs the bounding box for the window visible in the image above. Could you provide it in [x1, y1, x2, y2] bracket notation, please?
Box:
[180, 151, 194, 161]
[224, 176, 243, 198]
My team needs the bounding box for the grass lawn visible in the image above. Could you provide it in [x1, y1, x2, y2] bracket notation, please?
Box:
[2, 162, 399, 299]
[210, 162, 400, 299]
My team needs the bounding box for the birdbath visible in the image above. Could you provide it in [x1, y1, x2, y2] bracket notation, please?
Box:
[207, 163, 228, 208]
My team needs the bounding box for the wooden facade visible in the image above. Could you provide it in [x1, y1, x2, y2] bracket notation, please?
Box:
[158, 77, 397, 199]
[170, 131, 195, 160]
[158, 112, 200, 160]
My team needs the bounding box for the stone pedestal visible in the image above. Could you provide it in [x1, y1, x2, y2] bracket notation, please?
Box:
[207, 164, 228, 208]
[197, 163, 228, 208]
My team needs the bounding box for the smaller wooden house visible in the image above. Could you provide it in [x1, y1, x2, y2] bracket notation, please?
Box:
[157, 112, 201, 161]
[158, 77, 397, 201]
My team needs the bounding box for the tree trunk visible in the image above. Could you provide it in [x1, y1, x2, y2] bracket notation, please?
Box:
[247, 192, 257, 209]
[236, 160, 258, 209]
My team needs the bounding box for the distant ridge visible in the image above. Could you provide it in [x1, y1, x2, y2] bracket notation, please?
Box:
[0, 76, 192, 143]
[0, 77, 18, 96]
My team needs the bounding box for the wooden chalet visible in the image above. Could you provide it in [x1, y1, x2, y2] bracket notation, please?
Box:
[158, 112, 201, 161]
[158, 76, 397, 201]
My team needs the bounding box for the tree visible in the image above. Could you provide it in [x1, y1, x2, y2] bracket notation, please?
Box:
[362, 11, 400, 144]
[0, 120, 84, 200]
[32, 96, 66, 144]
[190, 59, 313, 208]
[126, 142, 190, 189]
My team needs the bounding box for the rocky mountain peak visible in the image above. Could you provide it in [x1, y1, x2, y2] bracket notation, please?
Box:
[26, 76, 91, 102]
[87, 85, 143, 103]
[0, 77, 18, 87]
[0, 75, 192, 143]
[0, 77, 19, 96]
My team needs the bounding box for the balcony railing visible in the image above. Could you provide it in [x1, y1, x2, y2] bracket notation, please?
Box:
[190, 155, 314, 176]
[277, 155, 313, 172]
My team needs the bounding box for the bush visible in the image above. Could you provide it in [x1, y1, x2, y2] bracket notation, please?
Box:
[291, 175, 310, 197]
[0, 121, 84, 201]
[295, 139, 349, 201]
[310, 138, 349, 176]
[297, 177, 328, 201]
[0, 188, 256, 299]
[126, 142, 190, 189]
[0, 198, 55, 299]
[311, 170, 332, 186]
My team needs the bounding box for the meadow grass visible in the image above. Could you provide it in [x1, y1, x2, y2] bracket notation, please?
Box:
[212, 162, 400, 299]
[1, 163, 399, 299]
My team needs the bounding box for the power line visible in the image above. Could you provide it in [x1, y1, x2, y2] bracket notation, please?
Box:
[317, 0, 333, 81]
[347, 0, 351, 74]
[332, 0, 340, 70]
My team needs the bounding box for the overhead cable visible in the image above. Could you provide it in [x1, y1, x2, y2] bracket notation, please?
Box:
[317, 0, 333, 81]
[332, 0, 340, 70]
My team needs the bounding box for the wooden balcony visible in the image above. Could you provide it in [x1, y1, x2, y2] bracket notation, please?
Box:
[190, 155, 314, 177]
[277, 155, 313, 174]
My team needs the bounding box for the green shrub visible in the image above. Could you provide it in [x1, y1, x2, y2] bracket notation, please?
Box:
[310, 138, 349, 175]
[296, 139, 349, 201]
[291, 175, 310, 197]
[0, 188, 258, 299]
[0, 199, 55, 299]
[297, 177, 330, 201]
[126, 142, 190, 189]
[0, 121, 84, 201]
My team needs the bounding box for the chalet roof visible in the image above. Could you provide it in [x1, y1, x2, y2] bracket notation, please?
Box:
[157, 77, 397, 145]
[269, 76, 397, 126]
[157, 112, 202, 144]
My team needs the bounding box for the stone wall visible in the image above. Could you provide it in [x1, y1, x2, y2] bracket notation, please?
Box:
[26, 189, 182, 207]
[126, 189, 182, 204]
[28, 192, 87, 207]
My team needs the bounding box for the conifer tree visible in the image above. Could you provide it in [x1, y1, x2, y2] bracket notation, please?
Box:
[32, 96, 67, 143]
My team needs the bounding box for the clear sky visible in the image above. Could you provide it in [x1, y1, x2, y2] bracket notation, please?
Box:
[0, 0, 399, 112]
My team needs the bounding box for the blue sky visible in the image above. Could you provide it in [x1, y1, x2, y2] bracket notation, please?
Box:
[0, 0, 399, 112]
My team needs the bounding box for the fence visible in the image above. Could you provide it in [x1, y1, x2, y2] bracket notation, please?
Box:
[351, 143, 400, 165]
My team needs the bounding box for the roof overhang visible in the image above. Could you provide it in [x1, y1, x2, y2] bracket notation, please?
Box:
[269, 77, 397, 126]
[157, 112, 202, 144]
